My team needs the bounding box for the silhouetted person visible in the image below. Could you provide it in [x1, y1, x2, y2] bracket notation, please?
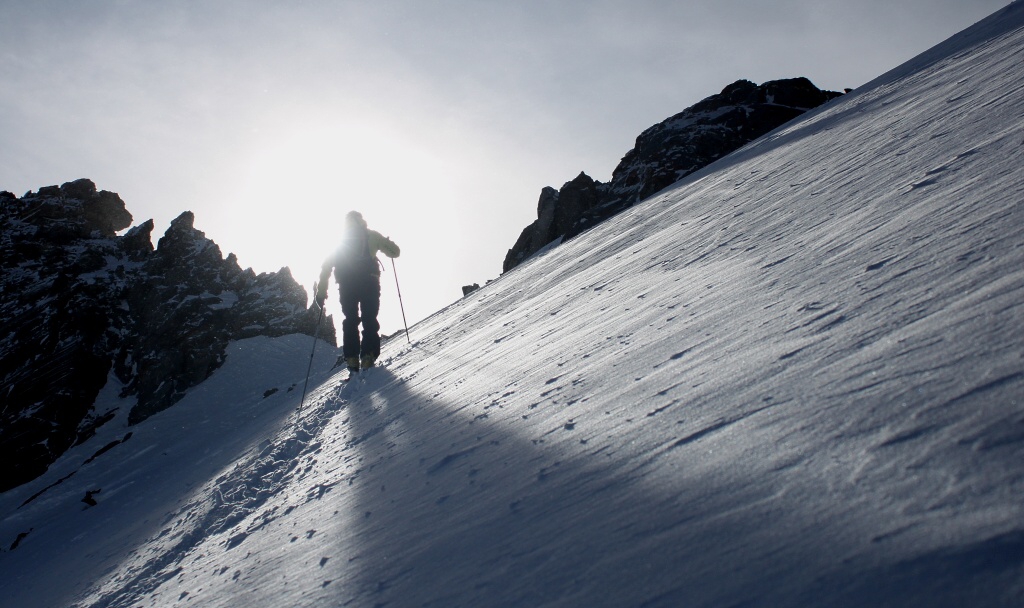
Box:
[316, 211, 400, 373]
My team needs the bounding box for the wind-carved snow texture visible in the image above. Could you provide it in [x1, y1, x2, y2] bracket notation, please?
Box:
[3, 4, 1024, 607]
[79, 372, 353, 607]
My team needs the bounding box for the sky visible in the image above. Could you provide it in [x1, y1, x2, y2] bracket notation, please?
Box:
[0, 0, 1010, 333]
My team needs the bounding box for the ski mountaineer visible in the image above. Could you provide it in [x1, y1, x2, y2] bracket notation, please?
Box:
[315, 211, 401, 374]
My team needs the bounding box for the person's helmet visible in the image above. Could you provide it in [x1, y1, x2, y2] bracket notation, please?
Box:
[345, 210, 367, 228]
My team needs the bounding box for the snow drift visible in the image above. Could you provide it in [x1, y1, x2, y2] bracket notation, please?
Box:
[2, 3, 1023, 607]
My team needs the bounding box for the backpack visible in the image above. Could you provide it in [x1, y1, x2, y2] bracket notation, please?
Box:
[334, 225, 377, 278]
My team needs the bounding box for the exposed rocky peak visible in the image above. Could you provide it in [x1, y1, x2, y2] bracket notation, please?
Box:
[551, 172, 601, 239]
[119, 219, 155, 261]
[149, 211, 228, 289]
[10, 178, 133, 241]
[504, 77, 844, 272]
[507, 172, 604, 262]
[0, 180, 335, 491]
[609, 77, 841, 206]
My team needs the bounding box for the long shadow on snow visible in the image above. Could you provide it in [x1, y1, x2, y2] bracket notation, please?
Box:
[334, 368, 1022, 607]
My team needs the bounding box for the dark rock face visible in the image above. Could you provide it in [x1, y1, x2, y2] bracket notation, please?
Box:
[0, 180, 335, 491]
[504, 78, 843, 272]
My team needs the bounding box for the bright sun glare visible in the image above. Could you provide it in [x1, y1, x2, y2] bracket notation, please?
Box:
[216, 117, 457, 330]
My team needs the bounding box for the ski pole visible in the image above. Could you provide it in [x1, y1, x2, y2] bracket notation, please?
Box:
[298, 283, 325, 411]
[391, 258, 411, 344]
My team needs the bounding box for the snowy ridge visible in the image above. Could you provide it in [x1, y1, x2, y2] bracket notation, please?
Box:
[503, 77, 842, 272]
[2, 4, 1024, 607]
[0, 190, 332, 492]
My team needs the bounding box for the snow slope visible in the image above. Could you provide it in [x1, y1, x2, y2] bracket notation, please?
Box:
[2, 3, 1023, 606]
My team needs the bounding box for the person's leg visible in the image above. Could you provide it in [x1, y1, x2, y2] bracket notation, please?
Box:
[339, 282, 361, 366]
[359, 277, 382, 365]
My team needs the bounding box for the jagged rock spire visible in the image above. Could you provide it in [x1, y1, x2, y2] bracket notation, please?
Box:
[0, 182, 335, 491]
[503, 78, 844, 272]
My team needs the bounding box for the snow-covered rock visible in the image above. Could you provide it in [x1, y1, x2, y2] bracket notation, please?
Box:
[504, 78, 844, 272]
[0, 184, 334, 491]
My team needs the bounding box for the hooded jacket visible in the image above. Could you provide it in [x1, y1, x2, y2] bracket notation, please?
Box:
[318, 223, 400, 290]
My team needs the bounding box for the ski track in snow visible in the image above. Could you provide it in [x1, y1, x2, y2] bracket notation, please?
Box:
[3, 4, 1024, 607]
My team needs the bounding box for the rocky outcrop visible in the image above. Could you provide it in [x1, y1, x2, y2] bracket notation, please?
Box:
[0, 180, 335, 491]
[505, 173, 603, 268]
[504, 78, 843, 272]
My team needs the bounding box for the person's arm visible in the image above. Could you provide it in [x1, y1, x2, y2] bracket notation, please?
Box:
[315, 257, 332, 305]
[370, 231, 400, 258]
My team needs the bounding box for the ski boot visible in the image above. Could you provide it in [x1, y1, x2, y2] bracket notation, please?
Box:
[345, 356, 360, 374]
